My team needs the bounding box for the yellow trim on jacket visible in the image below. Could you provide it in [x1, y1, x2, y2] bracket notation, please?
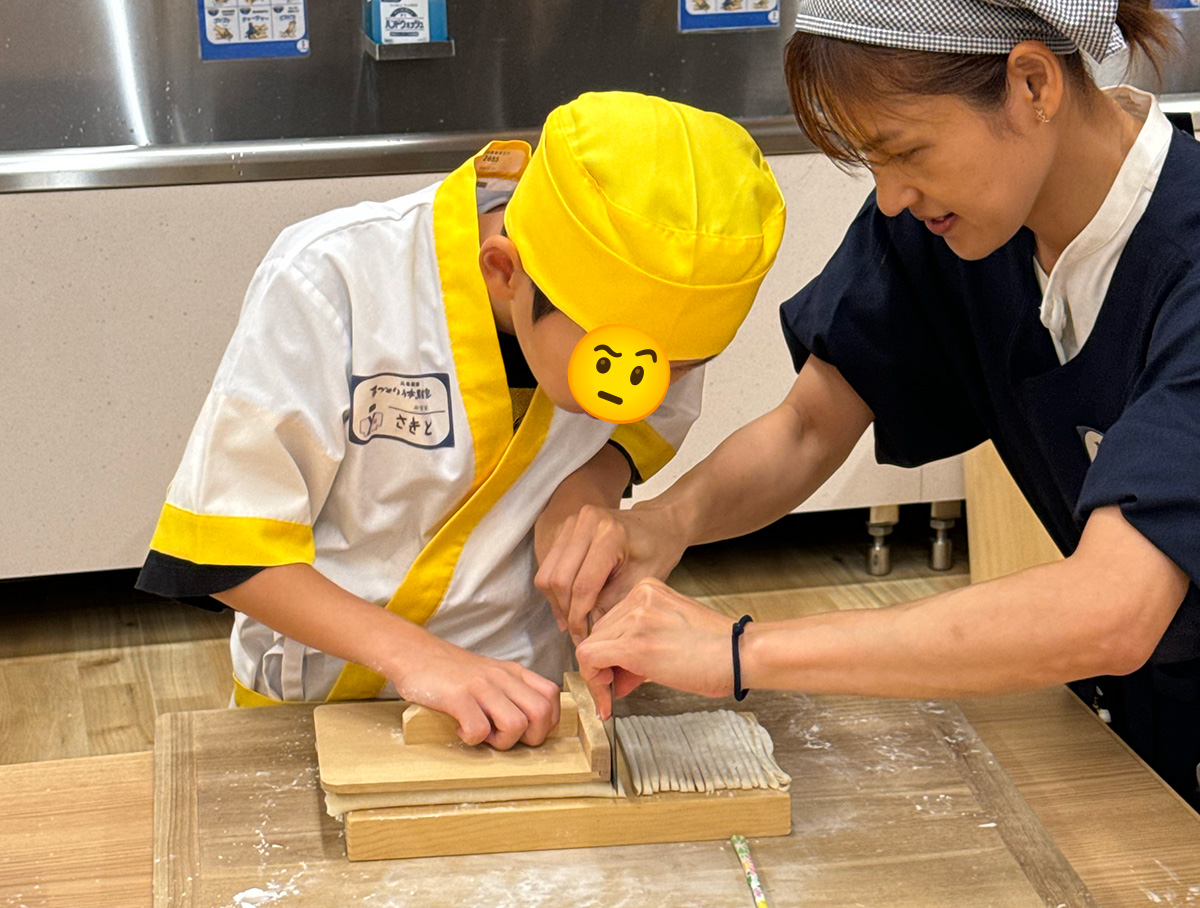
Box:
[325, 390, 556, 701]
[325, 146, 552, 703]
[233, 674, 289, 707]
[433, 141, 531, 501]
[149, 503, 315, 566]
[610, 420, 677, 482]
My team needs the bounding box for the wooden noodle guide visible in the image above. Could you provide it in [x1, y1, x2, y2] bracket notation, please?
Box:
[313, 673, 791, 861]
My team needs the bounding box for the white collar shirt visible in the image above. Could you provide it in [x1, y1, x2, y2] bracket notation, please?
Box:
[1035, 85, 1175, 364]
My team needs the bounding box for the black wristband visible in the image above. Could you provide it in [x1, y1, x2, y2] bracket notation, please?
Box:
[731, 614, 753, 701]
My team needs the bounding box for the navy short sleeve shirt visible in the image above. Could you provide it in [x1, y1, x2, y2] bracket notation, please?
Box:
[781, 129, 1200, 664]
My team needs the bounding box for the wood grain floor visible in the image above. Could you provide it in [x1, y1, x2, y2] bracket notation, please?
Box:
[0, 506, 968, 766]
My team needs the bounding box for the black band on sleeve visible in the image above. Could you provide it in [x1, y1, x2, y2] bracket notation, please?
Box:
[496, 330, 537, 389]
[136, 550, 266, 612]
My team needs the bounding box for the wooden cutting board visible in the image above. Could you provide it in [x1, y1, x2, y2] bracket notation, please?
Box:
[312, 674, 608, 794]
[154, 687, 1097, 908]
[312, 698, 604, 792]
[313, 671, 790, 859]
[342, 773, 792, 861]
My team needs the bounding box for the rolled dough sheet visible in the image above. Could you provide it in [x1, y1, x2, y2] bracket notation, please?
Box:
[324, 776, 618, 817]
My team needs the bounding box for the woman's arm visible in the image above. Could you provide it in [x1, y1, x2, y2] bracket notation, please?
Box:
[657, 355, 874, 545]
[575, 504, 1189, 716]
[741, 504, 1187, 696]
[536, 355, 874, 641]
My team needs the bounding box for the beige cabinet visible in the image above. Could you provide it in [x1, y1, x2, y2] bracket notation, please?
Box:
[964, 443, 1062, 584]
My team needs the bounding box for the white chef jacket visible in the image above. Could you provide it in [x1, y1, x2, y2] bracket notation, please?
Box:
[141, 142, 704, 704]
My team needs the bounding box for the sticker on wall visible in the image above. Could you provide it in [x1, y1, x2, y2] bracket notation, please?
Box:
[679, 0, 780, 32]
[365, 0, 449, 45]
[198, 0, 310, 60]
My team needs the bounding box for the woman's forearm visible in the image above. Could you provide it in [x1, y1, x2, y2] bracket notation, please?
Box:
[650, 356, 872, 546]
[741, 507, 1188, 698]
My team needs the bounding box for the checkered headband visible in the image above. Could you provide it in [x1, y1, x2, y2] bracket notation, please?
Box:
[794, 0, 1126, 61]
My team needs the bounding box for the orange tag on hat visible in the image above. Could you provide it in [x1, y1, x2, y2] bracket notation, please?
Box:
[568, 325, 669, 424]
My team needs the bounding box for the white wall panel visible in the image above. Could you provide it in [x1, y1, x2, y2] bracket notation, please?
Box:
[0, 153, 961, 578]
[1, 172, 443, 577]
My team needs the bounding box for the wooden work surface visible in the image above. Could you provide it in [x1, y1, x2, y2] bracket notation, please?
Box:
[148, 689, 1092, 907]
[2, 685, 1198, 907]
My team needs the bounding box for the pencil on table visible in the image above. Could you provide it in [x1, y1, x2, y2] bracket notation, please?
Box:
[731, 834, 770, 908]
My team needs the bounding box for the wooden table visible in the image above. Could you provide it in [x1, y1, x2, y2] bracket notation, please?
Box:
[2, 685, 1197, 908]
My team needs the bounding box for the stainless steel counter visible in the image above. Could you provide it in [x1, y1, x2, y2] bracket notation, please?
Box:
[0, 116, 808, 193]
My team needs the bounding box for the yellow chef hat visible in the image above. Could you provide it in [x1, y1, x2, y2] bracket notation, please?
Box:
[504, 92, 786, 362]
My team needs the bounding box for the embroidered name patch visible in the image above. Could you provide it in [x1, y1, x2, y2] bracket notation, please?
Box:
[349, 373, 454, 448]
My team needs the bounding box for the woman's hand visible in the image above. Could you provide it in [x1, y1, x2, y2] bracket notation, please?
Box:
[536, 503, 690, 646]
[574, 577, 737, 718]
[387, 637, 562, 750]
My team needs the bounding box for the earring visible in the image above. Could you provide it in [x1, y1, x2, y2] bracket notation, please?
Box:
[1035, 107, 1050, 124]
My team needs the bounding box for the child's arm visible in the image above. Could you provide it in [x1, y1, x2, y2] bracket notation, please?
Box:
[534, 443, 631, 566]
[213, 564, 562, 750]
[533, 444, 632, 639]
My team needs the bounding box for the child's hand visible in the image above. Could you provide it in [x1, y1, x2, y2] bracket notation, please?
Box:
[389, 638, 563, 750]
[535, 503, 689, 645]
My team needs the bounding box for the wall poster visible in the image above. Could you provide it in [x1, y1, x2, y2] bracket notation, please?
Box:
[679, 0, 780, 33]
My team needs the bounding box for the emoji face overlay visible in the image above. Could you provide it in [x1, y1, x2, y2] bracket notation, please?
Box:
[567, 325, 670, 424]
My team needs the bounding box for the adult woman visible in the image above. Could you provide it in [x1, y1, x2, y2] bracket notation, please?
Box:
[538, 0, 1200, 808]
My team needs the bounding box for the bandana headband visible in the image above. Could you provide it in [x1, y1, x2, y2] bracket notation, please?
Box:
[794, 0, 1126, 61]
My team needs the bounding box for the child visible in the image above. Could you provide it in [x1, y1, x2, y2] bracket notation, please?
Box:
[136, 91, 786, 748]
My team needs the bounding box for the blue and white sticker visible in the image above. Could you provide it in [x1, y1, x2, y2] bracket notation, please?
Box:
[349, 373, 455, 449]
[198, 0, 310, 61]
[679, 0, 780, 32]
